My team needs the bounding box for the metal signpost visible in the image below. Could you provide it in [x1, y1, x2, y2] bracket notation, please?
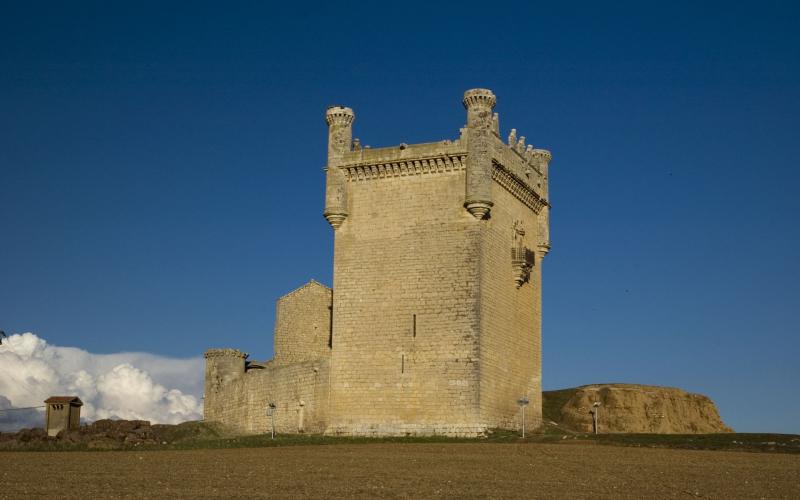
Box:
[267, 403, 277, 439]
[517, 396, 530, 438]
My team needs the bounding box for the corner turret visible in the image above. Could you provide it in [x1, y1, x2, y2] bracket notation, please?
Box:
[462, 88, 497, 219]
[531, 149, 552, 257]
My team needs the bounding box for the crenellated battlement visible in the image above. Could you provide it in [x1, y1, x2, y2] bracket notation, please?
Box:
[500, 129, 552, 176]
[323, 89, 551, 228]
[325, 105, 355, 126]
[462, 88, 497, 110]
[340, 139, 465, 164]
[204, 348, 248, 359]
[531, 148, 551, 163]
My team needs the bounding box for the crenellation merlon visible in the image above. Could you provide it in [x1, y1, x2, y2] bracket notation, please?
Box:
[505, 126, 551, 170]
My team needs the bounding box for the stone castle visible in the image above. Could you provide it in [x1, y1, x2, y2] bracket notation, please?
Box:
[204, 88, 552, 436]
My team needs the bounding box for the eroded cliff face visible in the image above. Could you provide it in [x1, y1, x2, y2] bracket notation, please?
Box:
[547, 384, 732, 434]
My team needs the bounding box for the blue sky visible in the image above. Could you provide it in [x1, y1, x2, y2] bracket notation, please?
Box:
[1, 1, 798, 433]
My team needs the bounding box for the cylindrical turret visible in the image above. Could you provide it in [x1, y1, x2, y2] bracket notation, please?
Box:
[463, 89, 497, 219]
[203, 348, 248, 423]
[204, 348, 247, 387]
[531, 149, 552, 258]
[531, 149, 551, 199]
[324, 106, 355, 229]
[325, 106, 355, 161]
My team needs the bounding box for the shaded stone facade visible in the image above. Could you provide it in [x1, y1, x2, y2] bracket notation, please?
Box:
[204, 89, 552, 436]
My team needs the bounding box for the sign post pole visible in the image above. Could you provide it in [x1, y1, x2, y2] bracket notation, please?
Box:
[517, 396, 530, 438]
[267, 403, 277, 439]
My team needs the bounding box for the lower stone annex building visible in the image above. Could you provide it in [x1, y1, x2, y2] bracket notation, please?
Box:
[204, 89, 552, 436]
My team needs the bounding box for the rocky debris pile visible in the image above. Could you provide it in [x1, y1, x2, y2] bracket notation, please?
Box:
[68, 419, 160, 449]
[0, 419, 219, 450]
[0, 427, 49, 444]
[544, 384, 732, 434]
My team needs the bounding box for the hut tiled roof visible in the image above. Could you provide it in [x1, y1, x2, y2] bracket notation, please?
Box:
[44, 396, 83, 405]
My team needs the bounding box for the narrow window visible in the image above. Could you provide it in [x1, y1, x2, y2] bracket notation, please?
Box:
[401, 354, 405, 374]
[412, 314, 417, 338]
[328, 304, 333, 349]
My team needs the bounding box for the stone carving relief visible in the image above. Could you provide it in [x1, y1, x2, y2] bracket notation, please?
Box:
[511, 220, 535, 288]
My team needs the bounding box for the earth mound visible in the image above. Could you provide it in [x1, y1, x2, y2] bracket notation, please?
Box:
[543, 384, 732, 434]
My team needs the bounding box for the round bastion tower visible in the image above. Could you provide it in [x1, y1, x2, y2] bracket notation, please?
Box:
[203, 348, 248, 421]
[323, 105, 355, 229]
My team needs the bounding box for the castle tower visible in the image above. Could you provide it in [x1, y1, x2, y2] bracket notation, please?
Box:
[324, 89, 551, 436]
[202, 88, 551, 437]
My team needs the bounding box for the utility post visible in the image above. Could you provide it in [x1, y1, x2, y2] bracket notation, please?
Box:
[517, 396, 530, 438]
[267, 403, 277, 439]
[591, 401, 601, 435]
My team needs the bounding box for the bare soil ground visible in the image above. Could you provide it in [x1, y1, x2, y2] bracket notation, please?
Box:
[2, 442, 798, 499]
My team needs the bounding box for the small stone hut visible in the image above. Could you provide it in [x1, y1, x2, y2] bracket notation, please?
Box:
[44, 396, 82, 437]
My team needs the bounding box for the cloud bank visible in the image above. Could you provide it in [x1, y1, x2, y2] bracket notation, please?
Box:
[0, 333, 203, 432]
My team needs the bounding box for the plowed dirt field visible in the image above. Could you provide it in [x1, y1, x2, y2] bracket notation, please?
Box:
[2, 442, 798, 499]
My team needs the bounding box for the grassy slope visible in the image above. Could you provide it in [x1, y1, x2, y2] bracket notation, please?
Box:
[4, 421, 799, 454]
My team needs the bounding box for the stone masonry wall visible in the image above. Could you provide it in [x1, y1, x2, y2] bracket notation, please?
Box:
[478, 178, 542, 430]
[274, 281, 332, 365]
[204, 351, 329, 435]
[328, 168, 485, 436]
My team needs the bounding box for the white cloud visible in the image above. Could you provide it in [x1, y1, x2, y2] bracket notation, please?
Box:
[0, 333, 203, 431]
